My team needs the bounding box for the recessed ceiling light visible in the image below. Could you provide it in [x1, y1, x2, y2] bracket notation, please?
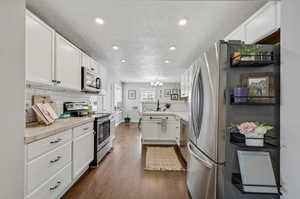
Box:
[178, 18, 187, 26]
[121, 59, 126, 63]
[95, 18, 104, 25]
[169, 46, 176, 51]
[112, 45, 119, 50]
[164, 60, 170, 64]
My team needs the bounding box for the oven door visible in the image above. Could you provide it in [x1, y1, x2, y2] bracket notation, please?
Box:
[96, 120, 110, 151]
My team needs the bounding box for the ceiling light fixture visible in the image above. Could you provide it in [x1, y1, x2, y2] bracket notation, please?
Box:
[121, 59, 126, 63]
[150, 81, 163, 87]
[178, 18, 187, 26]
[169, 46, 176, 51]
[112, 45, 119, 50]
[95, 18, 104, 25]
[164, 60, 170, 64]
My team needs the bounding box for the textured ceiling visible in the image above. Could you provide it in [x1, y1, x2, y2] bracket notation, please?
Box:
[26, 0, 266, 82]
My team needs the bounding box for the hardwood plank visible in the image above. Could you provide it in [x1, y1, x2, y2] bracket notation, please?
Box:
[62, 123, 189, 199]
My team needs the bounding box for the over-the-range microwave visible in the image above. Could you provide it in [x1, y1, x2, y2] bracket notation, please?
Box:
[81, 66, 101, 93]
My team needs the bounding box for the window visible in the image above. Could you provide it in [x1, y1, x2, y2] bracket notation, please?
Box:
[140, 88, 155, 101]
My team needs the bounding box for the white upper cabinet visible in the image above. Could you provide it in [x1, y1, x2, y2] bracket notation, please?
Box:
[225, 25, 246, 42]
[26, 11, 55, 85]
[81, 52, 90, 68]
[55, 34, 82, 91]
[245, 2, 280, 44]
[225, 2, 280, 44]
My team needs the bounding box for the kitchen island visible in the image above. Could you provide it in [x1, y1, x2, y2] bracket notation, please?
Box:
[141, 111, 188, 145]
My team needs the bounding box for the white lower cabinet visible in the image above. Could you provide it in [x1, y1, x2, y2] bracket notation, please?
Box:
[141, 116, 180, 145]
[26, 163, 72, 199]
[110, 117, 116, 140]
[73, 131, 94, 179]
[25, 122, 94, 199]
[27, 142, 72, 194]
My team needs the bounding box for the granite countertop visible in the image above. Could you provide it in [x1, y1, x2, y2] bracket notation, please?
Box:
[142, 111, 188, 122]
[25, 117, 94, 144]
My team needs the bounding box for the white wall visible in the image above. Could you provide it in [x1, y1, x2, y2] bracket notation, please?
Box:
[123, 83, 181, 122]
[281, 0, 300, 198]
[0, 0, 25, 198]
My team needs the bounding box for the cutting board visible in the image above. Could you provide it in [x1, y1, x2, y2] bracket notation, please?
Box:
[32, 95, 58, 123]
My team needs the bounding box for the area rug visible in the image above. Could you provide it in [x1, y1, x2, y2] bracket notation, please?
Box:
[145, 146, 185, 171]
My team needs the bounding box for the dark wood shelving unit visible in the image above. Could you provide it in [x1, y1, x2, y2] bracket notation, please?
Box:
[224, 42, 280, 199]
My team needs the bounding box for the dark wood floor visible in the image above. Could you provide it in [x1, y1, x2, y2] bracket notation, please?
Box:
[62, 123, 189, 199]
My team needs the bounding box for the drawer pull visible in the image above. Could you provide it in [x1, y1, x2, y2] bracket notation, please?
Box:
[49, 181, 61, 191]
[83, 127, 89, 131]
[50, 138, 62, 144]
[50, 156, 62, 163]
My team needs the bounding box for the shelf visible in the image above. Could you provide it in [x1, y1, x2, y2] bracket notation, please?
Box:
[232, 173, 281, 196]
[230, 133, 279, 150]
[230, 95, 277, 106]
[231, 141, 278, 150]
[231, 54, 274, 68]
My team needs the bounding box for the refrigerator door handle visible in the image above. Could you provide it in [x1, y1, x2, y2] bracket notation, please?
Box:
[190, 65, 198, 139]
[188, 142, 213, 169]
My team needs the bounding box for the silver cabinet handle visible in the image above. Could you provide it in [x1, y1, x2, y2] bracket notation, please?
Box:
[50, 138, 62, 144]
[83, 127, 89, 131]
[50, 156, 61, 163]
[49, 181, 61, 191]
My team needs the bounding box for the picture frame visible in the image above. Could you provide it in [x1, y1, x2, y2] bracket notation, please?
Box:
[241, 72, 275, 103]
[164, 89, 172, 97]
[170, 94, 179, 101]
[128, 90, 136, 100]
[171, 88, 179, 95]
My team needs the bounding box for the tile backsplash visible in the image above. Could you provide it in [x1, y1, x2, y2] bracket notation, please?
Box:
[25, 86, 101, 123]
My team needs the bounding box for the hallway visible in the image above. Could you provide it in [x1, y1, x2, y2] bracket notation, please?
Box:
[62, 123, 189, 199]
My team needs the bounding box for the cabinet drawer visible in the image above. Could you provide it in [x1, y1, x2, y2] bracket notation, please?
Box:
[27, 142, 72, 194]
[27, 163, 72, 199]
[28, 129, 72, 161]
[73, 122, 93, 138]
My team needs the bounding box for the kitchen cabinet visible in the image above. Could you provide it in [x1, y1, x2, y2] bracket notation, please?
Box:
[55, 34, 82, 91]
[141, 115, 180, 145]
[25, 11, 55, 85]
[225, 25, 246, 42]
[110, 115, 116, 140]
[115, 111, 123, 126]
[245, 2, 280, 44]
[73, 131, 94, 179]
[180, 70, 189, 98]
[225, 2, 280, 44]
[181, 65, 193, 98]
[24, 122, 94, 199]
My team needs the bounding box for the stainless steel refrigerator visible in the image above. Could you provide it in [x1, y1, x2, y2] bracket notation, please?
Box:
[187, 41, 228, 199]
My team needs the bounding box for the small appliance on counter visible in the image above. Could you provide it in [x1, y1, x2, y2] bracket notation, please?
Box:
[63, 102, 89, 117]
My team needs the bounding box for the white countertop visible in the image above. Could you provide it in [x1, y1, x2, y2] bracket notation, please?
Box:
[142, 111, 188, 121]
[25, 117, 94, 144]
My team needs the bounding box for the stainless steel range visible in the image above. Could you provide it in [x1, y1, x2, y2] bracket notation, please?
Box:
[90, 113, 112, 167]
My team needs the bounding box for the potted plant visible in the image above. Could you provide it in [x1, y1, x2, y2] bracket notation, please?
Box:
[233, 83, 249, 103]
[235, 122, 273, 146]
[124, 115, 131, 124]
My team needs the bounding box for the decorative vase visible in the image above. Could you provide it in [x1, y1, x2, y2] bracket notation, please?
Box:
[245, 134, 264, 147]
[233, 88, 249, 103]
